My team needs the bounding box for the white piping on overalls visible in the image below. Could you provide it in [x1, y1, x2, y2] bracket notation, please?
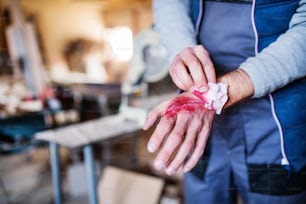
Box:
[251, 0, 289, 166]
[269, 95, 290, 166]
[251, 0, 258, 55]
[195, 0, 204, 35]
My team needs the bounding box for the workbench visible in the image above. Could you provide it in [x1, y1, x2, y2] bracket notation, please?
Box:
[35, 91, 177, 204]
[35, 113, 142, 204]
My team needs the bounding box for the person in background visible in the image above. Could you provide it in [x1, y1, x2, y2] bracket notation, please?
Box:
[143, 0, 306, 203]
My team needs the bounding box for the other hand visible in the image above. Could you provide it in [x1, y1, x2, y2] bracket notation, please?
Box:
[169, 45, 216, 92]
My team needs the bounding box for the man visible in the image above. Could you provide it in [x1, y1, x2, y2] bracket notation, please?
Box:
[143, 0, 306, 203]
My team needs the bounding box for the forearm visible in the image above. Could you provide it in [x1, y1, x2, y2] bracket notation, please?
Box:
[218, 69, 254, 109]
[153, 0, 197, 60]
[240, 0, 306, 98]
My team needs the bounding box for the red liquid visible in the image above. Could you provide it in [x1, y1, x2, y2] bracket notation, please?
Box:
[165, 91, 211, 118]
[165, 96, 205, 118]
[192, 90, 208, 103]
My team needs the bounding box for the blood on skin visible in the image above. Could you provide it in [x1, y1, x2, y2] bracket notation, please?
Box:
[192, 90, 208, 103]
[165, 95, 206, 118]
[164, 89, 214, 118]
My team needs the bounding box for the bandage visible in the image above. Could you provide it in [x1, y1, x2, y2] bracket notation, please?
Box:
[191, 82, 228, 114]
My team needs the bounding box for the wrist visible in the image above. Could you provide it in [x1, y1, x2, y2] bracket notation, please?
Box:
[218, 69, 254, 109]
[191, 82, 228, 114]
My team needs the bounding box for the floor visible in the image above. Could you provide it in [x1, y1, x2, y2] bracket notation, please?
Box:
[0, 129, 183, 204]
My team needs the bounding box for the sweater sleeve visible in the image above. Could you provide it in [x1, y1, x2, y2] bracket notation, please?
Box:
[153, 0, 198, 60]
[240, 0, 306, 98]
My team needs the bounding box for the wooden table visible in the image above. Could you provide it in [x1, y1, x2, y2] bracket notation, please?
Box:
[35, 91, 177, 204]
[36, 114, 142, 204]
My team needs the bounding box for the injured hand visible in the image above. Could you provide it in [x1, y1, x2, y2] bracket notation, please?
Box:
[165, 83, 228, 118]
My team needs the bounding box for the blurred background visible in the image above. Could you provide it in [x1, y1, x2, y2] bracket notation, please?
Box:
[0, 0, 181, 203]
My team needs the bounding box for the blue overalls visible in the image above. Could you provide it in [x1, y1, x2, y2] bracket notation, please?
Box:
[184, 0, 306, 203]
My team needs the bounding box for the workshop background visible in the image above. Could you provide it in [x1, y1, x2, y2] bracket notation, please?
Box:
[0, 0, 181, 203]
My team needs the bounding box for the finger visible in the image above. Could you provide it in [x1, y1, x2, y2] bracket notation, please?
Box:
[153, 112, 189, 171]
[183, 111, 214, 172]
[171, 54, 194, 91]
[147, 116, 175, 153]
[170, 68, 187, 91]
[194, 45, 216, 84]
[181, 48, 207, 90]
[143, 100, 170, 130]
[165, 113, 203, 175]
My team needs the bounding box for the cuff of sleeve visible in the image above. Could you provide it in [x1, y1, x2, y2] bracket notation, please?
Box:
[240, 63, 266, 98]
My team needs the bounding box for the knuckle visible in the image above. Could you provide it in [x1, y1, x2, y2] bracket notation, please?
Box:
[196, 45, 208, 54]
[170, 156, 181, 166]
[169, 69, 175, 75]
[204, 61, 214, 69]
[162, 148, 173, 159]
[147, 110, 156, 119]
[173, 56, 182, 65]
[171, 59, 183, 72]
[191, 120, 202, 132]
[181, 47, 192, 54]
[174, 52, 181, 59]
[184, 139, 194, 152]
[159, 119, 171, 129]
[199, 125, 210, 137]
[171, 133, 183, 145]
[188, 59, 201, 69]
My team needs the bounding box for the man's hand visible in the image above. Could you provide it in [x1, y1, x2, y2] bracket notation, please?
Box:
[169, 45, 216, 92]
[143, 92, 215, 175]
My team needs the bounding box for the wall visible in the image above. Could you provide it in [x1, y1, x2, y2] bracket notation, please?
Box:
[0, 0, 153, 82]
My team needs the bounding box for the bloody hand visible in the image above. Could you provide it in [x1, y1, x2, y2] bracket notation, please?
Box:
[143, 91, 215, 175]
